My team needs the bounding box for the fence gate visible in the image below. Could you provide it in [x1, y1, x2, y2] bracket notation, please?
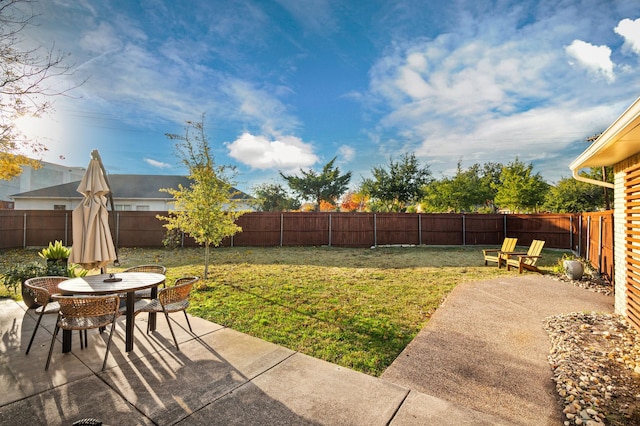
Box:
[624, 162, 640, 331]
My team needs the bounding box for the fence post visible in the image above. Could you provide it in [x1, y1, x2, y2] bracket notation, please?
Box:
[462, 214, 466, 246]
[569, 215, 573, 252]
[598, 215, 604, 275]
[586, 216, 591, 262]
[418, 214, 422, 246]
[503, 214, 507, 239]
[328, 214, 332, 247]
[23, 212, 27, 248]
[579, 215, 583, 256]
[280, 213, 284, 247]
[374, 214, 377, 247]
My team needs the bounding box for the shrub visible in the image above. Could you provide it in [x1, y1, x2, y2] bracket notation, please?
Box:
[162, 228, 182, 249]
[38, 240, 71, 260]
[1, 262, 48, 293]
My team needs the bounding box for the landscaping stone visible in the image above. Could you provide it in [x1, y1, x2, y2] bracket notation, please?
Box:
[545, 272, 640, 425]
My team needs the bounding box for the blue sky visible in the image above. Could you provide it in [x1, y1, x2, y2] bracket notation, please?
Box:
[15, 0, 640, 194]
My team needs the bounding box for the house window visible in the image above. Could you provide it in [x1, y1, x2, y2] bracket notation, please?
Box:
[136, 205, 149, 211]
[115, 204, 131, 211]
[53, 205, 66, 210]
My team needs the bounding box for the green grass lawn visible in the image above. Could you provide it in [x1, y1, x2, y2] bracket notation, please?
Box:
[0, 245, 567, 376]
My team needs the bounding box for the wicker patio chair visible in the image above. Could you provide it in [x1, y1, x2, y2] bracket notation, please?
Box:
[46, 294, 120, 371]
[135, 276, 199, 350]
[122, 265, 167, 299]
[23, 276, 88, 354]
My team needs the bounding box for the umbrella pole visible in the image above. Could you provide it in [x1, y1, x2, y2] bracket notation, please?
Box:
[91, 150, 120, 268]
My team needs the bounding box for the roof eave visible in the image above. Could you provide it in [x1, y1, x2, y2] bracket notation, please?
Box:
[569, 95, 640, 172]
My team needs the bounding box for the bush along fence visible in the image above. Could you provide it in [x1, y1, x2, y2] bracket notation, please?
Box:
[0, 210, 613, 279]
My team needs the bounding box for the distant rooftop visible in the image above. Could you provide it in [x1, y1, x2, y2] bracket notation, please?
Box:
[11, 175, 251, 200]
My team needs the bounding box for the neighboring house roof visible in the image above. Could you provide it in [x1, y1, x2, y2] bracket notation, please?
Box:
[570, 96, 640, 171]
[11, 175, 252, 200]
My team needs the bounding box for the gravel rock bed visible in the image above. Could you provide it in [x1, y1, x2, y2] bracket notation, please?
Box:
[552, 273, 614, 296]
[545, 274, 640, 425]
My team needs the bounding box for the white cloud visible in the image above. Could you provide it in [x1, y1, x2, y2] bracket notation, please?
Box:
[615, 18, 640, 55]
[144, 158, 172, 168]
[416, 102, 616, 163]
[226, 132, 318, 171]
[79, 23, 122, 54]
[369, 34, 553, 135]
[338, 145, 355, 162]
[222, 79, 300, 135]
[565, 40, 614, 82]
[397, 67, 431, 99]
[365, 10, 633, 183]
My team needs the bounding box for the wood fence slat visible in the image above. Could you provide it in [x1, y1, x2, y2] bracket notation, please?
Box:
[0, 210, 611, 279]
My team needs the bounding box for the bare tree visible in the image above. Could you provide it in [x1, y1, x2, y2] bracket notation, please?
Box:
[1, 0, 79, 179]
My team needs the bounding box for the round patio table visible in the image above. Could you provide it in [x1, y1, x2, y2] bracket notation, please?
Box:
[58, 272, 165, 352]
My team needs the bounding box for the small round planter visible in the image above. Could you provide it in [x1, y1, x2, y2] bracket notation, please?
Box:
[564, 260, 584, 280]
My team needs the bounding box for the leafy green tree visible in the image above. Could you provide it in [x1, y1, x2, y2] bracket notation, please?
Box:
[253, 183, 301, 211]
[422, 161, 502, 212]
[581, 166, 613, 210]
[280, 157, 351, 211]
[543, 167, 613, 212]
[361, 153, 432, 212]
[157, 117, 245, 279]
[420, 179, 448, 212]
[1, 0, 78, 180]
[455, 163, 485, 211]
[494, 158, 549, 213]
[479, 162, 503, 207]
[543, 177, 604, 212]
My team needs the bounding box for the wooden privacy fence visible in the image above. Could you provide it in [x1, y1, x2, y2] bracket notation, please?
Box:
[0, 210, 613, 278]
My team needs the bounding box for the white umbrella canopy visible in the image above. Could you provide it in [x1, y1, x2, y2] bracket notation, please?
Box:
[69, 150, 117, 271]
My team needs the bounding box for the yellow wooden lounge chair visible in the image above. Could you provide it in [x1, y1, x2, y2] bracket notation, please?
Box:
[503, 240, 546, 274]
[483, 237, 518, 266]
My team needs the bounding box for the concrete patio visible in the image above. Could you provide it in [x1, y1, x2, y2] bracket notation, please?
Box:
[0, 274, 614, 425]
[0, 297, 504, 425]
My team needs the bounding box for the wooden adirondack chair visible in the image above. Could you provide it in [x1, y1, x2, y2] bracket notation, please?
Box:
[504, 240, 546, 274]
[483, 237, 518, 266]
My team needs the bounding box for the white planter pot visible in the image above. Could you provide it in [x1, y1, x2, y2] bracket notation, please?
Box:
[563, 260, 584, 280]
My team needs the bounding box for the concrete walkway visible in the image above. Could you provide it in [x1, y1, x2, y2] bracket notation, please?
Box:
[0, 275, 613, 425]
[382, 275, 614, 425]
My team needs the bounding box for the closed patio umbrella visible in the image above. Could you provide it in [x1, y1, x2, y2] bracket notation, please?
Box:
[69, 150, 117, 271]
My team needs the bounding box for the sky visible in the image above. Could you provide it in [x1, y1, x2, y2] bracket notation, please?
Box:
[13, 0, 640, 195]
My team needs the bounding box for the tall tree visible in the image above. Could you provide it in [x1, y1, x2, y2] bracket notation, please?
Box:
[280, 157, 351, 211]
[423, 161, 490, 212]
[543, 167, 613, 213]
[479, 162, 503, 208]
[580, 166, 614, 210]
[542, 177, 605, 213]
[1, 0, 78, 180]
[494, 158, 549, 213]
[157, 117, 245, 279]
[361, 153, 432, 212]
[252, 182, 300, 212]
